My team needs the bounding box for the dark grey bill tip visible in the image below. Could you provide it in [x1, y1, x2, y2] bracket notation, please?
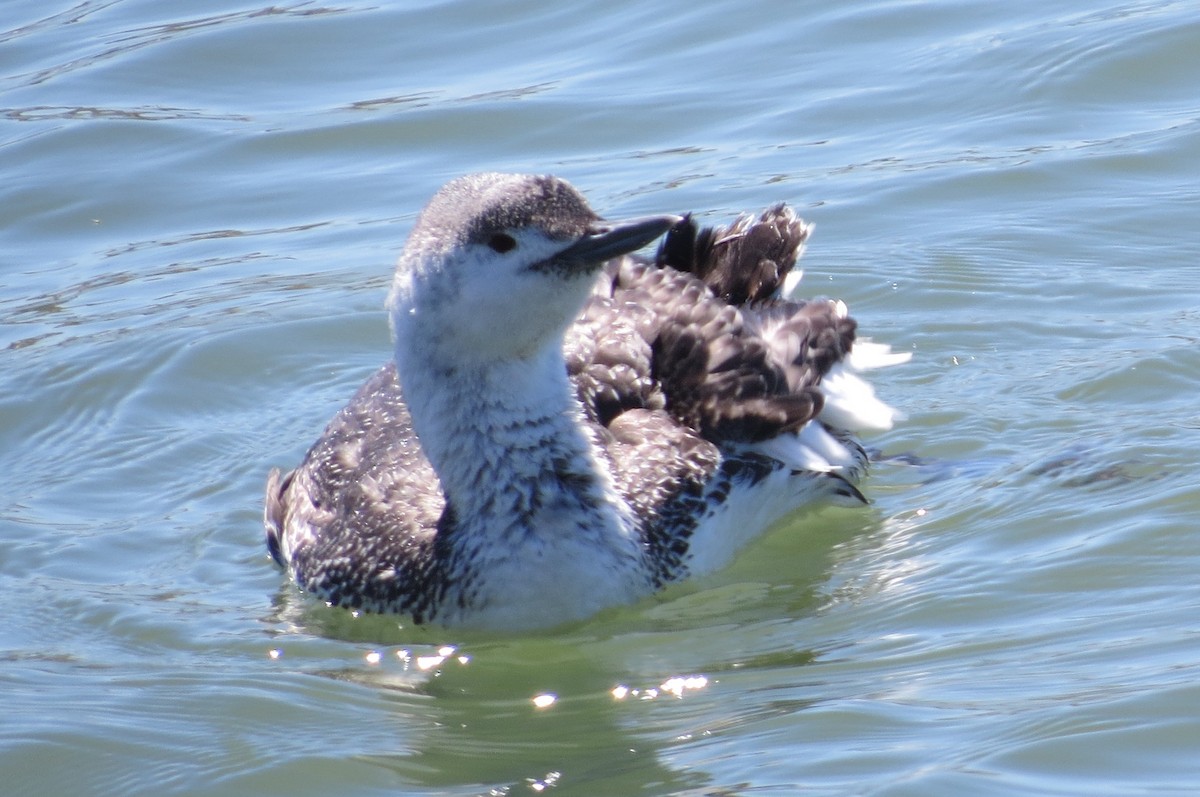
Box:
[550, 214, 683, 270]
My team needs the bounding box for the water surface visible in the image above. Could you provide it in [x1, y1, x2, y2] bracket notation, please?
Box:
[2, 1, 1199, 795]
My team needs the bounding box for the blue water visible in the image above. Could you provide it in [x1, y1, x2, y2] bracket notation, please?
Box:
[3, 1, 1199, 795]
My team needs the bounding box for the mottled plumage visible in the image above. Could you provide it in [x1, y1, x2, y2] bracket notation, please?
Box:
[265, 173, 907, 630]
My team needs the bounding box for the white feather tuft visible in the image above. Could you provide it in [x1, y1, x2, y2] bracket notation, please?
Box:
[781, 269, 804, 298]
[820, 363, 905, 431]
[748, 421, 857, 473]
[846, 340, 912, 370]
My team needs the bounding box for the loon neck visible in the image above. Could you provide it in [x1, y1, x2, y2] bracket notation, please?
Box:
[396, 341, 634, 543]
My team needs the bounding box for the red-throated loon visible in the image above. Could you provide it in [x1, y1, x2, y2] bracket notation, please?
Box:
[265, 173, 907, 630]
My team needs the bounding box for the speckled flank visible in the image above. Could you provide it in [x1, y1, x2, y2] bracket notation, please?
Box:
[264, 173, 906, 630]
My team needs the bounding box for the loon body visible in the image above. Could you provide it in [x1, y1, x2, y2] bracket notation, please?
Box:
[265, 173, 907, 630]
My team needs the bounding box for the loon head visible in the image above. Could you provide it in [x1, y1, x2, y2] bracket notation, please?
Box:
[388, 173, 678, 364]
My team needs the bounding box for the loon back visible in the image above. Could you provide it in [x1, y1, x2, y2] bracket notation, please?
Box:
[264, 173, 907, 630]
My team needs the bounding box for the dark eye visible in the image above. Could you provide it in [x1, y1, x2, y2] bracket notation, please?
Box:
[487, 233, 517, 253]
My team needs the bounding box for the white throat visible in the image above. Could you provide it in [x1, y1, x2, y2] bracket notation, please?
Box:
[394, 336, 648, 627]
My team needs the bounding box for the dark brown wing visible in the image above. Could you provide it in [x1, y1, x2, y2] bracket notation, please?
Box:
[655, 203, 810, 304]
[570, 204, 853, 447]
[264, 363, 446, 616]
